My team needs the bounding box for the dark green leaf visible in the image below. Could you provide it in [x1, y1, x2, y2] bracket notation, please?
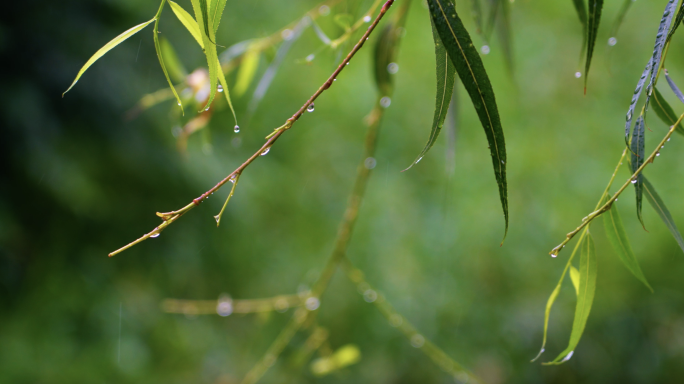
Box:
[427, 0, 508, 238]
[666, 0, 684, 42]
[63, 19, 154, 96]
[545, 233, 597, 365]
[664, 69, 684, 104]
[403, 22, 455, 170]
[652, 87, 684, 136]
[584, 0, 603, 92]
[643, 176, 684, 255]
[625, 60, 652, 140]
[644, 0, 677, 107]
[630, 116, 646, 228]
[603, 195, 653, 292]
[571, 0, 587, 57]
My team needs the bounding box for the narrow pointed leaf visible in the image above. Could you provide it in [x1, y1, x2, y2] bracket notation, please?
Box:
[209, 0, 228, 34]
[571, 0, 588, 57]
[625, 60, 652, 139]
[545, 233, 597, 365]
[603, 195, 653, 292]
[630, 116, 646, 228]
[652, 86, 684, 136]
[63, 19, 154, 96]
[168, 0, 204, 49]
[427, 0, 508, 238]
[664, 69, 684, 104]
[234, 45, 261, 97]
[644, 0, 677, 106]
[404, 22, 455, 170]
[153, 2, 184, 114]
[643, 176, 684, 255]
[584, 0, 604, 91]
[216, 57, 238, 125]
[160, 37, 188, 83]
[496, 0, 514, 74]
[666, 0, 684, 42]
[190, 0, 219, 111]
[569, 266, 580, 296]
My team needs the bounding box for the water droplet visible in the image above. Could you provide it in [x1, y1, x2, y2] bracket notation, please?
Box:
[667, 137, 671, 141]
[217, 84, 223, 92]
[631, 179, 637, 184]
[319, 5, 330, 16]
[150, 231, 160, 238]
[261, 147, 270, 156]
[229, 175, 237, 183]
[346, 62, 349, 65]
[364, 157, 377, 169]
[661, 145, 664, 149]
[389, 314, 403, 327]
[551, 252, 558, 258]
[205, 107, 210, 111]
[480, 45, 490, 55]
[501, 160, 505, 164]
[615, 198, 618, 202]
[387, 62, 399, 74]
[561, 351, 574, 362]
[363, 289, 377, 303]
[363, 15, 371, 23]
[274, 298, 289, 313]
[305, 297, 320, 311]
[216, 296, 233, 317]
[234, 125, 240, 133]
[608, 37, 617, 46]
[306, 54, 315, 62]
[307, 103, 315, 112]
[177, 102, 181, 106]
[281, 29, 294, 41]
[575, 71, 582, 78]
[410, 334, 425, 348]
[416, 156, 423, 164]
[380, 97, 391, 108]
[656, 152, 660, 157]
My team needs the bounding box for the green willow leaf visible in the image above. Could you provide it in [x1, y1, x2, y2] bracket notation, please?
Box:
[153, 1, 184, 114]
[403, 22, 455, 171]
[644, 0, 677, 106]
[168, 0, 204, 48]
[427, 0, 508, 238]
[584, 0, 603, 92]
[603, 195, 653, 292]
[210, 0, 228, 34]
[664, 69, 684, 104]
[569, 266, 580, 296]
[545, 233, 597, 365]
[652, 87, 684, 136]
[625, 60, 652, 140]
[234, 44, 261, 97]
[643, 176, 684, 255]
[63, 19, 154, 96]
[160, 37, 188, 83]
[190, 0, 219, 111]
[571, 0, 587, 57]
[630, 116, 646, 228]
[666, 0, 684, 42]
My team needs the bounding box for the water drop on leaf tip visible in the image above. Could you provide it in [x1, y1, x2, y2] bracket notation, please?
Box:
[363, 15, 371, 22]
[234, 125, 240, 133]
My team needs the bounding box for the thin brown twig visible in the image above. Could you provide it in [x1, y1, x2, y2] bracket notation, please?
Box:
[108, 0, 396, 257]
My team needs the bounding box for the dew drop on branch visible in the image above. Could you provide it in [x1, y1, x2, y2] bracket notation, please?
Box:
[363, 15, 371, 23]
[216, 295, 233, 317]
[364, 157, 377, 169]
[217, 84, 223, 92]
[561, 351, 574, 362]
[319, 5, 330, 16]
[234, 125, 240, 133]
[305, 297, 320, 311]
[410, 334, 425, 348]
[261, 147, 271, 156]
[363, 289, 377, 302]
[150, 231, 160, 238]
[307, 103, 315, 112]
[631, 179, 637, 184]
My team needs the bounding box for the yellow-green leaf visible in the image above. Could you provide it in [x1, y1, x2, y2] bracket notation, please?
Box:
[63, 19, 154, 96]
[569, 266, 580, 296]
[310, 344, 361, 376]
[168, 0, 204, 48]
[153, 0, 184, 114]
[603, 196, 653, 292]
[545, 233, 597, 365]
[190, 0, 220, 111]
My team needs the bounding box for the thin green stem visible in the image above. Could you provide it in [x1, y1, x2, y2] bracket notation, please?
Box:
[551, 112, 684, 256]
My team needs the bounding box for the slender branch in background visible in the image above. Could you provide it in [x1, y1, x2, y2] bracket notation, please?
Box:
[108, 0, 396, 257]
[550, 112, 684, 257]
[161, 294, 304, 315]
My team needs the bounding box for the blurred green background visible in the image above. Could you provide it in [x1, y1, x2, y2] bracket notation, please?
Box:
[2, 0, 684, 383]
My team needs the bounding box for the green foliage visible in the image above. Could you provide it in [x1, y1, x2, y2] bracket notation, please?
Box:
[643, 176, 684, 254]
[584, 0, 603, 91]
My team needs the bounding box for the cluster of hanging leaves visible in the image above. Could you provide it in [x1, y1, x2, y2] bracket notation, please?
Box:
[535, 0, 684, 365]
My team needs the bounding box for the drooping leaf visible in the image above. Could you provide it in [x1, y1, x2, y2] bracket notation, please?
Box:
[569, 266, 580, 296]
[625, 60, 652, 140]
[404, 22, 455, 170]
[198, 0, 217, 44]
[153, 1, 184, 114]
[603, 195, 653, 292]
[63, 19, 154, 96]
[249, 16, 311, 113]
[427, 0, 508, 238]
[160, 37, 188, 83]
[644, 0, 677, 107]
[652, 86, 684, 136]
[643, 176, 684, 255]
[571, 0, 588, 58]
[234, 44, 261, 97]
[609, 0, 635, 40]
[666, 0, 684, 42]
[630, 116, 646, 228]
[168, 0, 204, 48]
[209, 0, 228, 34]
[584, 0, 604, 92]
[496, 0, 514, 74]
[545, 233, 598, 365]
[664, 69, 684, 104]
[190, 0, 220, 111]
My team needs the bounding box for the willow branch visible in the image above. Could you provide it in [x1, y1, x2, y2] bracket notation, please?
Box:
[551, 112, 684, 256]
[108, 0, 396, 257]
[161, 294, 304, 315]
